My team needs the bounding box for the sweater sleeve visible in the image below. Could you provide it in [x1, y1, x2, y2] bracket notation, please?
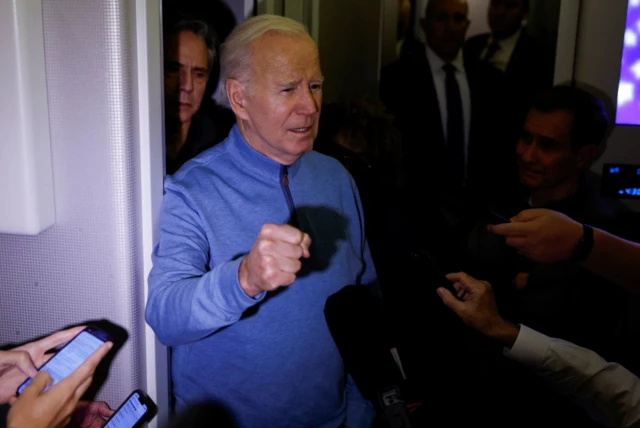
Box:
[145, 183, 265, 346]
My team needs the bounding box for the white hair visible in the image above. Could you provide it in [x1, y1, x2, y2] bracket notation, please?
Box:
[214, 14, 310, 108]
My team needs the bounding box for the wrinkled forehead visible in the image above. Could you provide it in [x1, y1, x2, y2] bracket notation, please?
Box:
[249, 32, 321, 79]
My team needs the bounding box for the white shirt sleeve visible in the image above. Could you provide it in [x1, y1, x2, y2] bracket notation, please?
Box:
[503, 324, 640, 428]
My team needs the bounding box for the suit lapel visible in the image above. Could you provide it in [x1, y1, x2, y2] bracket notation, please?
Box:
[505, 30, 529, 77]
[414, 52, 445, 148]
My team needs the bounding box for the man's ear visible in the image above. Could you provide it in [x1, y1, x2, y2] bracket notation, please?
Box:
[576, 144, 597, 170]
[227, 79, 250, 121]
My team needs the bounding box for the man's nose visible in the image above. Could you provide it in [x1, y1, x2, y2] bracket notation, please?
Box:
[520, 143, 538, 163]
[444, 19, 462, 34]
[297, 87, 320, 115]
[180, 69, 193, 92]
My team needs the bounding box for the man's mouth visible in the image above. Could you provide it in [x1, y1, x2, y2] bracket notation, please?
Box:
[520, 168, 542, 176]
[290, 126, 312, 133]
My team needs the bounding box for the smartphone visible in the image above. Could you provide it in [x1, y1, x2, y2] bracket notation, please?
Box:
[414, 249, 461, 299]
[104, 389, 157, 428]
[486, 209, 510, 225]
[17, 325, 111, 395]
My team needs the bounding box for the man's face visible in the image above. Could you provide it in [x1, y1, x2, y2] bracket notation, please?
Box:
[164, 31, 209, 125]
[421, 0, 470, 62]
[488, 0, 527, 40]
[516, 109, 586, 192]
[235, 33, 323, 165]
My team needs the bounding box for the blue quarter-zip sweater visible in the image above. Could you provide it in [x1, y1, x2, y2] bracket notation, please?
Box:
[146, 125, 377, 428]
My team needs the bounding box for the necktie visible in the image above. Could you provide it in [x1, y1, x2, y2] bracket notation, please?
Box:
[443, 63, 465, 185]
[483, 40, 500, 63]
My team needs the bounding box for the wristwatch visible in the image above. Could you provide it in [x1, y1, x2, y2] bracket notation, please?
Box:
[571, 223, 594, 262]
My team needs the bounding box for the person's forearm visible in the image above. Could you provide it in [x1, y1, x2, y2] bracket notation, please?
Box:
[506, 325, 640, 428]
[584, 228, 640, 294]
[486, 319, 520, 349]
[537, 335, 640, 428]
[145, 258, 262, 346]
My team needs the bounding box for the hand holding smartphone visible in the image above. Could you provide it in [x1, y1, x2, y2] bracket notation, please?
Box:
[16, 325, 112, 395]
[104, 389, 157, 428]
[7, 334, 113, 428]
[414, 249, 462, 300]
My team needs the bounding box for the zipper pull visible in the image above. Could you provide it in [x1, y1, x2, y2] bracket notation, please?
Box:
[283, 166, 289, 187]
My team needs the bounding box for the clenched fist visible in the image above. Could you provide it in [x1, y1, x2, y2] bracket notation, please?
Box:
[239, 224, 312, 297]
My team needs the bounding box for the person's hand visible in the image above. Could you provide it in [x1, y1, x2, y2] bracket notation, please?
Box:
[487, 208, 582, 263]
[6, 341, 112, 428]
[67, 401, 114, 428]
[239, 224, 312, 297]
[512, 272, 529, 290]
[436, 272, 519, 348]
[0, 326, 86, 405]
[0, 351, 37, 405]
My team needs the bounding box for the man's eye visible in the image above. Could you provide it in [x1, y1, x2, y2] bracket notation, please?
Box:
[435, 13, 447, 22]
[311, 83, 322, 90]
[539, 140, 557, 151]
[282, 87, 295, 93]
[520, 132, 532, 144]
[453, 14, 466, 23]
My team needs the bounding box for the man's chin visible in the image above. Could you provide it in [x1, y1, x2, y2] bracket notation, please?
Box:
[179, 112, 195, 124]
[519, 176, 541, 190]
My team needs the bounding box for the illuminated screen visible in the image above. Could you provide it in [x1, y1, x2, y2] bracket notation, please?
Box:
[17, 331, 105, 394]
[104, 392, 147, 428]
[617, 0, 640, 124]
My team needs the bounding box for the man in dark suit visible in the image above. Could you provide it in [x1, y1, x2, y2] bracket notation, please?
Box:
[380, 0, 511, 244]
[378, 3, 513, 423]
[464, 0, 555, 145]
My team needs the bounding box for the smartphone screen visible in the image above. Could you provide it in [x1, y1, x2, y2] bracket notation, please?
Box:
[17, 326, 110, 395]
[104, 390, 156, 428]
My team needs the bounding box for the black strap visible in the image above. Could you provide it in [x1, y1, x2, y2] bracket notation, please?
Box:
[571, 223, 594, 262]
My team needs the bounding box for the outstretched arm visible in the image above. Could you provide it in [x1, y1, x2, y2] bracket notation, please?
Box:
[489, 208, 640, 294]
[438, 272, 640, 428]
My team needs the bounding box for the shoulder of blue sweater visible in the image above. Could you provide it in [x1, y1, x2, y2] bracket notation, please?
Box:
[305, 150, 351, 176]
[168, 141, 232, 186]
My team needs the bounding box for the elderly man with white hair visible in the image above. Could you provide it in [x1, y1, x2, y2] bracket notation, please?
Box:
[146, 14, 377, 428]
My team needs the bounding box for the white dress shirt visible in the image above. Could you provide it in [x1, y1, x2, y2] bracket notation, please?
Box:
[504, 324, 640, 428]
[481, 28, 522, 72]
[425, 46, 472, 173]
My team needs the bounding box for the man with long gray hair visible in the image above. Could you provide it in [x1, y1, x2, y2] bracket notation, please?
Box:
[147, 14, 376, 428]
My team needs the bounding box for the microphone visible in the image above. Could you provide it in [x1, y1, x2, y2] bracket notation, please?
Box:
[324, 284, 412, 427]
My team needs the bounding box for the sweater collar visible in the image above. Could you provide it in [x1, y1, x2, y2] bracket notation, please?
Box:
[226, 124, 302, 182]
